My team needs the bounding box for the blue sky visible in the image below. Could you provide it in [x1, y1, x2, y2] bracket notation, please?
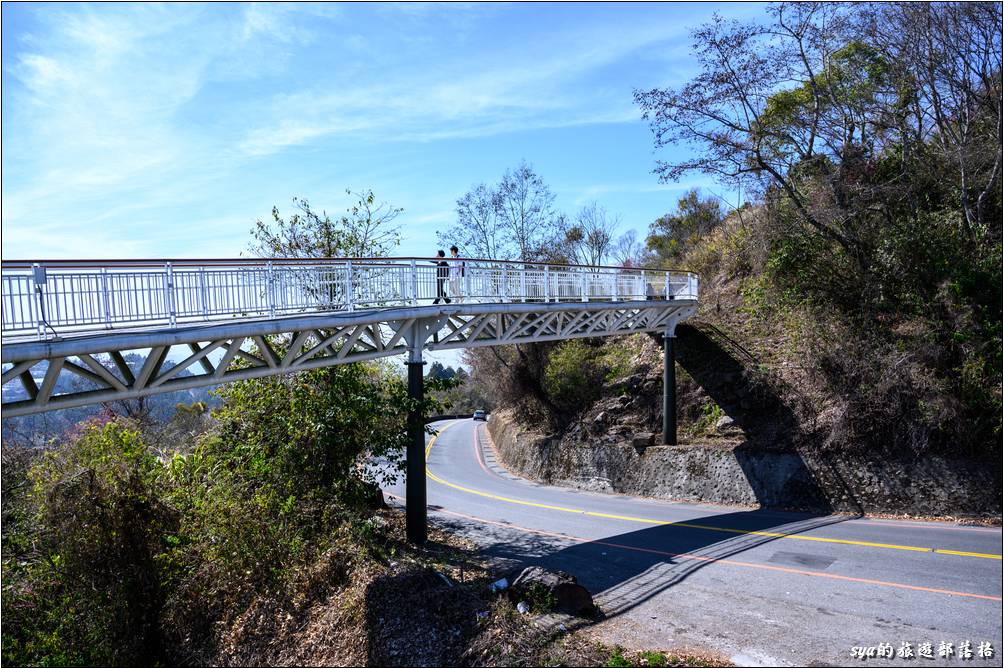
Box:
[1, 2, 763, 261]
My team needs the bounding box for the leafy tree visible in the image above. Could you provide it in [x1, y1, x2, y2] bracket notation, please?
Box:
[543, 340, 608, 418]
[646, 189, 724, 262]
[426, 361, 457, 381]
[634, 2, 1001, 255]
[634, 2, 1001, 455]
[634, 4, 863, 255]
[251, 189, 402, 259]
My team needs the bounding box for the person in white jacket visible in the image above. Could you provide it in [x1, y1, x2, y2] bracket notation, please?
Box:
[448, 245, 465, 302]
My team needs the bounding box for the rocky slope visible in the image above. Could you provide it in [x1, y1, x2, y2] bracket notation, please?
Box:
[487, 332, 1000, 518]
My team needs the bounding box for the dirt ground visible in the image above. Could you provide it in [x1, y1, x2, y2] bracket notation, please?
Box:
[206, 508, 731, 667]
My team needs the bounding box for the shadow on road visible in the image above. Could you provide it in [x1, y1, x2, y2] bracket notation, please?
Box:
[432, 505, 851, 622]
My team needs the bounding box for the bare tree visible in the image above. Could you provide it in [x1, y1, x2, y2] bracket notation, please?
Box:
[496, 161, 560, 261]
[563, 201, 620, 266]
[634, 2, 1002, 255]
[450, 183, 506, 260]
[611, 229, 645, 267]
[439, 161, 565, 262]
[863, 2, 1002, 238]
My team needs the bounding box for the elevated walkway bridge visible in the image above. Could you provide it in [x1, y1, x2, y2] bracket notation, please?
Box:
[2, 257, 698, 542]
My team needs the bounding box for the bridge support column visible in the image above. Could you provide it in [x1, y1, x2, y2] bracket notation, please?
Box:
[405, 349, 427, 544]
[663, 333, 677, 446]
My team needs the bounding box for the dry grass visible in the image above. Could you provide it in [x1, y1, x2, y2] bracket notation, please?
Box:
[200, 508, 730, 667]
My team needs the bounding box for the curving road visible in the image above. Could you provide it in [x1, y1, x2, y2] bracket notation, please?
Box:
[385, 419, 1003, 667]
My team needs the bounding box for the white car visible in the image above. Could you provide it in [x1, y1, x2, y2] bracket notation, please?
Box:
[472, 409, 487, 421]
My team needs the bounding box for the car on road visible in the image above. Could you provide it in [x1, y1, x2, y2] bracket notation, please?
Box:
[472, 409, 487, 421]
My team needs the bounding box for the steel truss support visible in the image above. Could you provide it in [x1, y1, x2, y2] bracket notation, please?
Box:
[2, 302, 697, 420]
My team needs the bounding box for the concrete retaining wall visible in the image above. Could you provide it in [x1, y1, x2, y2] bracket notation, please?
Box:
[487, 410, 1001, 518]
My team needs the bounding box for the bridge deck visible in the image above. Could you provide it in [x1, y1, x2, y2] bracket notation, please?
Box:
[2, 258, 699, 416]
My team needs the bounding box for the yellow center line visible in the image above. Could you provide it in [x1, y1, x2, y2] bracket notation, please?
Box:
[423, 421, 1002, 560]
[934, 549, 1003, 559]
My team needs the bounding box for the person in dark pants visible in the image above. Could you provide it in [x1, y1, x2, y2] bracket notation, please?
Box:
[433, 249, 451, 304]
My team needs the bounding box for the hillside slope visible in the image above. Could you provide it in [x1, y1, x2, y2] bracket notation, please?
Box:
[480, 208, 1001, 517]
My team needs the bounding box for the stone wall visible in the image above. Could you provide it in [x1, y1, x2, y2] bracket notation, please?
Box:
[487, 410, 1001, 518]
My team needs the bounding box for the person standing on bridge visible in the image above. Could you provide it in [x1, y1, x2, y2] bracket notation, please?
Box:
[448, 245, 465, 302]
[433, 250, 451, 304]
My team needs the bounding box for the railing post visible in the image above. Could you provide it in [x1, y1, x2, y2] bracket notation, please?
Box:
[165, 262, 177, 327]
[198, 266, 208, 318]
[611, 268, 618, 302]
[266, 262, 275, 318]
[665, 272, 671, 300]
[501, 265, 508, 303]
[100, 267, 112, 327]
[519, 263, 527, 302]
[580, 267, 587, 302]
[543, 265, 550, 302]
[32, 263, 46, 338]
[410, 260, 418, 305]
[641, 270, 647, 301]
[345, 260, 355, 312]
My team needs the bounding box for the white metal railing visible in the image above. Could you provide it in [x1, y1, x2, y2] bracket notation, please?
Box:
[1, 258, 698, 339]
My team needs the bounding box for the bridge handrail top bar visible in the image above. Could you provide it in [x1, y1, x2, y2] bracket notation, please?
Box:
[1, 256, 698, 275]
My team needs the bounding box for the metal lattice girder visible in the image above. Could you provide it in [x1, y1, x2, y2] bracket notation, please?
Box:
[424, 303, 696, 350]
[1, 301, 696, 417]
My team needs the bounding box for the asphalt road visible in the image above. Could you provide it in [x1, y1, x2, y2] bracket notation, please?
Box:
[385, 419, 1003, 667]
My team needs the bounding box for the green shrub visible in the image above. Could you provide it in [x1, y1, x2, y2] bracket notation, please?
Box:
[2, 358, 441, 666]
[692, 400, 725, 435]
[606, 646, 631, 667]
[208, 362, 410, 505]
[544, 340, 608, 417]
[523, 581, 557, 613]
[3, 421, 175, 666]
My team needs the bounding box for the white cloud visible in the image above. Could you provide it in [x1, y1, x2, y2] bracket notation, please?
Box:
[1, 3, 724, 259]
[235, 12, 692, 156]
[2, 4, 284, 256]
